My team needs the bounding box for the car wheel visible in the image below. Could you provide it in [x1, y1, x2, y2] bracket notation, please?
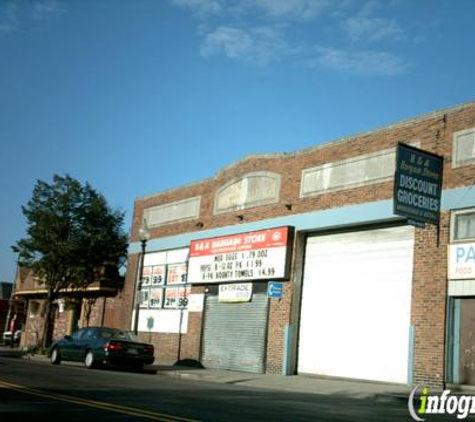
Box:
[50, 347, 61, 365]
[84, 350, 97, 369]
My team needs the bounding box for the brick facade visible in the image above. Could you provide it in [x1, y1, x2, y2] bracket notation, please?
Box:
[14, 267, 126, 351]
[121, 101, 475, 387]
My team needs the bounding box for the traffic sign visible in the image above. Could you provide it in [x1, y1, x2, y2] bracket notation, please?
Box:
[267, 281, 283, 299]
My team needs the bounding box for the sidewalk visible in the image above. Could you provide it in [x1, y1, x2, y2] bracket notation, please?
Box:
[153, 365, 411, 401]
[0, 346, 410, 402]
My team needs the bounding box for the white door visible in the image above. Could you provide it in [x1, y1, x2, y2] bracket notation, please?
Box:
[298, 226, 414, 384]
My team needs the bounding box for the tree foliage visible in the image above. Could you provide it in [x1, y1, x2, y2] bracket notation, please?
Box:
[12, 174, 128, 346]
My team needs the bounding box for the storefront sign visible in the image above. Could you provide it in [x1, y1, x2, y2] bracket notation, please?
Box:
[448, 243, 475, 280]
[219, 283, 252, 302]
[142, 266, 152, 286]
[149, 288, 163, 308]
[167, 263, 188, 284]
[164, 286, 191, 309]
[151, 265, 166, 285]
[393, 143, 443, 226]
[139, 290, 150, 308]
[188, 226, 293, 284]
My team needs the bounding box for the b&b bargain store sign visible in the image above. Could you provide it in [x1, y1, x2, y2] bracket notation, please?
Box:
[188, 226, 294, 284]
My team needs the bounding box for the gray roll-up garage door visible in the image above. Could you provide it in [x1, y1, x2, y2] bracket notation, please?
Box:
[201, 284, 269, 373]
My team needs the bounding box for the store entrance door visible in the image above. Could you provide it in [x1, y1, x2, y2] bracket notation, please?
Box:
[459, 298, 475, 385]
[200, 284, 269, 373]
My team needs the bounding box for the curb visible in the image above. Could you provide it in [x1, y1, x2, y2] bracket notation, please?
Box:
[374, 393, 409, 403]
[15, 352, 411, 401]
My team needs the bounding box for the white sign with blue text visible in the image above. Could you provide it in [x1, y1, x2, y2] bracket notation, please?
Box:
[449, 243, 475, 280]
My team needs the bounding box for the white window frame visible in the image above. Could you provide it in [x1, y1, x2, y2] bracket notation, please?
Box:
[452, 127, 475, 169]
[450, 208, 475, 243]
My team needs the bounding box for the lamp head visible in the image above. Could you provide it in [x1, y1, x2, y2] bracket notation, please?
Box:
[139, 219, 151, 242]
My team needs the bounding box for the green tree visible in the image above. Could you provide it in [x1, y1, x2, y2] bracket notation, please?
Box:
[12, 174, 128, 348]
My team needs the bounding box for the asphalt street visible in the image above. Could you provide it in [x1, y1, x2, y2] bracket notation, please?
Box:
[0, 354, 453, 421]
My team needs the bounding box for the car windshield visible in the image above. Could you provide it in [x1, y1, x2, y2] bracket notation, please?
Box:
[98, 329, 138, 341]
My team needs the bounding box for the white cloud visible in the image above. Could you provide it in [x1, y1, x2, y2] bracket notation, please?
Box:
[314, 46, 406, 76]
[171, 0, 335, 21]
[171, 0, 409, 76]
[32, 0, 63, 20]
[200, 25, 297, 66]
[0, 1, 19, 32]
[341, 1, 403, 42]
[244, 0, 332, 21]
[170, 0, 223, 17]
[0, 0, 63, 32]
[342, 15, 402, 42]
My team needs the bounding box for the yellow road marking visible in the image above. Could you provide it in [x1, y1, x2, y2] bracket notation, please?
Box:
[0, 380, 200, 422]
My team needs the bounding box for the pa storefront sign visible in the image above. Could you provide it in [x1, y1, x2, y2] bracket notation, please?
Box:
[449, 243, 475, 280]
[393, 143, 443, 226]
[188, 226, 294, 284]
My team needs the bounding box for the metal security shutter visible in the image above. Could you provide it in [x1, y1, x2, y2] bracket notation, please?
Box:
[298, 226, 414, 384]
[201, 285, 269, 373]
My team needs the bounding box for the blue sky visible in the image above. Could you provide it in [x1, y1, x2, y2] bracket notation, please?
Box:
[1, 0, 475, 282]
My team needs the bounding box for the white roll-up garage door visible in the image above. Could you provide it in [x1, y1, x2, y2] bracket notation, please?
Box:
[298, 225, 414, 384]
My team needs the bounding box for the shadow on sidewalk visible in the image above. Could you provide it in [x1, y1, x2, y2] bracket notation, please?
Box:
[0, 346, 26, 359]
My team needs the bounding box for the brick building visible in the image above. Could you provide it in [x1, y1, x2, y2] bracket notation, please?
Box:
[12, 266, 125, 350]
[125, 100, 475, 388]
[0, 281, 13, 339]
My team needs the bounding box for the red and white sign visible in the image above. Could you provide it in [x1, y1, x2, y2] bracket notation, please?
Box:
[188, 227, 292, 284]
[142, 266, 152, 286]
[151, 265, 166, 285]
[149, 288, 164, 308]
[167, 263, 188, 284]
[164, 286, 191, 309]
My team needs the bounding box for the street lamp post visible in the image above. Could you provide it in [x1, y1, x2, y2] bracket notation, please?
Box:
[133, 219, 150, 335]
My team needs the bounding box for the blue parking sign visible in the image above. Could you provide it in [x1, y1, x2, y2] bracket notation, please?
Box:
[267, 281, 283, 299]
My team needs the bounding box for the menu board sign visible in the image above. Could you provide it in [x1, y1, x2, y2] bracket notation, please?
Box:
[188, 227, 293, 284]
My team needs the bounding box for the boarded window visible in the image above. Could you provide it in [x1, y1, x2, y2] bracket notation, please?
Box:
[214, 172, 280, 214]
[453, 128, 475, 168]
[143, 197, 200, 227]
[301, 148, 396, 197]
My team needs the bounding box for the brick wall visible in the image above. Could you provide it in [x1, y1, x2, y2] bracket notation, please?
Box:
[119, 254, 140, 331]
[131, 104, 475, 244]
[411, 214, 450, 388]
[266, 277, 293, 374]
[22, 304, 44, 349]
[123, 101, 475, 381]
[53, 308, 71, 341]
[132, 285, 205, 365]
[22, 301, 71, 348]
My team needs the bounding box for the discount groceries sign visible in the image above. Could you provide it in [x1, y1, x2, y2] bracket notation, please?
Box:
[394, 143, 444, 226]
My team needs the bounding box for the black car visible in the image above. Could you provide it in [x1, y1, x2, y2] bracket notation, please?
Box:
[50, 327, 155, 369]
